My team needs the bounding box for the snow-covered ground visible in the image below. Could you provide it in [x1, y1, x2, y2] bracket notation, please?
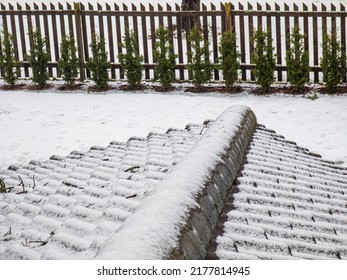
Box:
[0, 87, 346, 171]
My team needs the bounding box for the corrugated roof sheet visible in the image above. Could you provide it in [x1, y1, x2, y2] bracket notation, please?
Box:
[0, 123, 208, 259]
[216, 125, 347, 260]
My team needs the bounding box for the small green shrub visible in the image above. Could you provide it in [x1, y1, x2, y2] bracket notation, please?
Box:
[306, 91, 319, 100]
[154, 26, 177, 90]
[321, 30, 347, 94]
[26, 29, 50, 88]
[58, 36, 79, 87]
[86, 35, 111, 89]
[0, 30, 20, 88]
[251, 28, 276, 94]
[187, 27, 212, 91]
[286, 26, 310, 93]
[119, 30, 143, 89]
[219, 30, 240, 89]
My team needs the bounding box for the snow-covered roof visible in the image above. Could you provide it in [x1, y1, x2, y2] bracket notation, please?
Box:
[0, 105, 346, 260]
[0, 119, 209, 259]
[214, 125, 347, 260]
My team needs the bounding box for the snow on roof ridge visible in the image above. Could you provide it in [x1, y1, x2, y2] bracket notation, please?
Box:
[96, 105, 256, 259]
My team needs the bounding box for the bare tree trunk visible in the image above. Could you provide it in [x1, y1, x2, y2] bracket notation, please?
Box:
[181, 0, 200, 31]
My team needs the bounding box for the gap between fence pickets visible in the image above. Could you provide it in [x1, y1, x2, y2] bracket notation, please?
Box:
[0, 1, 346, 83]
[96, 105, 255, 259]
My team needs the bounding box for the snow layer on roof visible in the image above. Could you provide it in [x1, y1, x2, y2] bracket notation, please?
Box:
[216, 126, 347, 260]
[97, 105, 251, 259]
[0, 117, 206, 259]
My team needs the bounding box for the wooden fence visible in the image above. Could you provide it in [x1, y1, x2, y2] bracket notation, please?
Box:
[0, 2, 346, 83]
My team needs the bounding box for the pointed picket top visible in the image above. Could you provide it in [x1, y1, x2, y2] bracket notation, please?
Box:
[50, 3, 56, 10]
[266, 3, 271, 11]
[88, 2, 93, 10]
[239, 3, 244, 10]
[149, 3, 154, 11]
[175, 3, 180, 12]
[140, 3, 145, 11]
[303, 3, 308, 11]
[158, 4, 163, 11]
[312, 3, 317, 11]
[294, 3, 298, 11]
[284, 3, 289, 11]
[16, 3, 22, 10]
[114, 3, 119, 11]
[58, 2, 63, 10]
[248, 2, 253, 11]
[106, 3, 111, 11]
[97, 3, 102, 11]
[257, 2, 262, 10]
[8, 3, 13, 10]
[331, 3, 336, 12]
[166, 3, 172, 11]
[25, 3, 31, 10]
[123, 3, 128, 11]
[42, 3, 47, 10]
[220, 2, 225, 11]
[341, 3, 346, 12]
[211, 3, 216, 10]
[202, 3, 207, 11]
[66, 2, 71, 10]
[275, 3, 280, 11]
[322, 3, 327, 11]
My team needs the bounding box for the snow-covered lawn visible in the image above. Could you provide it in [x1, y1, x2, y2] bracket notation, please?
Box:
[0, 87, 346, 171]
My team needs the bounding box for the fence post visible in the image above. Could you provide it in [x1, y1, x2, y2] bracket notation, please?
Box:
[74, 2, 85, 81]
[225, 2, 232, 31]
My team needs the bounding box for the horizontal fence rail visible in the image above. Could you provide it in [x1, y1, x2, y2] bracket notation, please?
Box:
[0, 2, 346, 83]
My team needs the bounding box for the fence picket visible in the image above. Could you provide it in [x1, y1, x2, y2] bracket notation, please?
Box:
[58, 3, 65, 39]
[303, 4, 309, 82]
[74, 2, 85, 81]
[313, 4, 319, 82]
[149, 3, 156, 77]
[175, 3, 184, 80]
[202, 4, 208, 41]
[141, 4, 149, 79]
[341, 4, 346, 82]
[50, 3, 59, 74]
[238, 3, 246, 80]
[17, 4, 28, 77]
[80, 3, 90, 78]
[220, 3, 226, 34]
[257, 3, 262, 29]
[158, 4, 164, 27]
[294, 4, 299, 27]
[66, 3, 74, 38]
[106, 3, 115, 79]
[115, 3, 124, 79]
[331, 4, 336, 35]
[275, 3, 282, 81]
[211, 3, 219, 80]
[248, 2, 254, 80]
[266, 3, 271, 34]
[9, 4, 20, 69]
[98, 3, 105, 40]
[322, 4, 327, 36]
